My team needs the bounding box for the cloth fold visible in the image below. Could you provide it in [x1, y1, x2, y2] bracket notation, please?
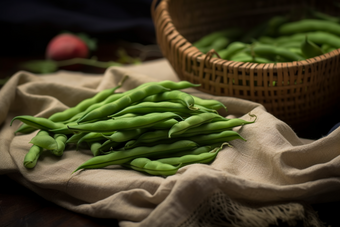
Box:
[0, 59, 339, 227]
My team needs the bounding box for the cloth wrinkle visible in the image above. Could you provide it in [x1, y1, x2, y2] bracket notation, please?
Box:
[0, 59, 338, 227]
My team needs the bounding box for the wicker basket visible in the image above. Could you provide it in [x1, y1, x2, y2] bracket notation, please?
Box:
[151, 0, 340, 129]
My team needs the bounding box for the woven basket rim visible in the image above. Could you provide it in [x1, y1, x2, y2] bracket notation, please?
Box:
[151, 0, 340, 69]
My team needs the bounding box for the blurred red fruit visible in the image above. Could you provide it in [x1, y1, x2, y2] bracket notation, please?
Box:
[46, 33, 89, 61]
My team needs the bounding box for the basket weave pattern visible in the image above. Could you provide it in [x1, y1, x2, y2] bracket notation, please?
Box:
[152, 0, 340, 128]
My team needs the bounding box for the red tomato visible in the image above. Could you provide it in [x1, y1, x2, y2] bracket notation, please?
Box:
[46, 33, 89, 61]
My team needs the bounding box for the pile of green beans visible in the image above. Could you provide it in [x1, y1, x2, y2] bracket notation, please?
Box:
[194, 8, 340, 64]
[11, 77, 256, 176]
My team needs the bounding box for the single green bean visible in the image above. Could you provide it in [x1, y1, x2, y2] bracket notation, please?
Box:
[109, 101, 204, 118]
[156, 143, 226, 166]
[124, 158, 181, 176]
[218, 41, 248, 60]
[141, 90, 198, 110]
[11, 115, 74, 134]
[191, 95, 227, 110]
[90, 142, 102, 157]
[187, 130, 246, 146]
[24, 144, 43, 169]
[102, 128, 147, 143]
[51, 134, 67, 156]
[24, 130, 49, 168]
[66, 132, 88, 144]
[68, 112, 183, 133]
[169, 112, 227, 137]
[278, 19, 340, 36]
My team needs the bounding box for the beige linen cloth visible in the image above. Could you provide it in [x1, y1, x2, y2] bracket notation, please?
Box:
[1, 59, 340, 227]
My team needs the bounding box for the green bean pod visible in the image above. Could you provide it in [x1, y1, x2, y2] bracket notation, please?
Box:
[77, 84, 170, 123]
[278, 19, 340, 36]
[68, 112, 183, 133]
[24, 144, 43, 169]
[24, 130, 49, 168]
[193, 28, 242, 49]
[101, 128, 147, 143]
[73, 140, 198, 172]
[156, 143, 226, 166]
[29, 130, 57, 150]
[141, 90, 198, 110]
[97, 139, 121, 154]
[149, 119, 179, 130]
[66, 132, 88, 144]
[77, 132, 114, 149]
[218, 41, 248, 60]
[252, 43, 304, 62]
[11, 115, 73, 134]
[187, 130, 246, 146]
[109, 101, 204, 118]
[51, 134, 67, 156]
[169, 112, 227, 137]
[191, 95, 227, 110]
[124, 158, 181, 176]
[90, 142, 102, 157]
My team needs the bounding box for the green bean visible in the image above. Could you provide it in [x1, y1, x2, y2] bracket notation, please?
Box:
[218, 41, 248, 60]
[24, 144, 43, 169]
[68, 112, 183, 133]
[29, 130, 57, 150]
[77, 83, 170, 123]
[187, 130, 246, 146]
[124, 158, 181, 176]
[97, 139, 121, 154]
[10, 115, 74, 134]
[90, 142, 102, 157]
[66, 132, 88, 144]
[252, 43, 304, 62]
[199, 36, 229, 53]
[321, 43, 337, 53]
[109, 101, 205, 118]
[230, 52, 272, 63]
[24, 130, 49, 168]
[191, 95, 226, 111]
[156, 143, 227, 166]
[301, 35, 324, 58]
[111, 113, 139, 120]
[158, 80, 201, 90]
[308, 9, 340, 23]
[169, 112, 227, 137]
[278, 19, 340, 36]
[73, 140, 198, 172]
[76, 132, 111, 150]
[157, 145, 218, 159]
[193, 28, 242, 49]
[51, 134, 67, 156]
[149, 119, 179, 130]
[15, 123, 37, 135]
[141, 90, 198, 110]
[102, 128, 147, 143]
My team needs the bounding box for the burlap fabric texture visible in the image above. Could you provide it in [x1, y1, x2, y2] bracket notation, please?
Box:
[1, 59, 339, 227]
